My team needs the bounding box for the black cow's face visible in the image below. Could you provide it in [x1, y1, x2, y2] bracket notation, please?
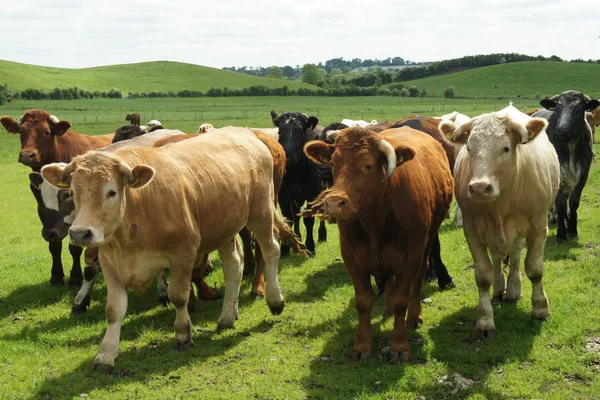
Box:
[272, 111, 319, 167]
[112, 125, 146, 144]
[540, 91, 600, 142]
[29, 172, 75, 242]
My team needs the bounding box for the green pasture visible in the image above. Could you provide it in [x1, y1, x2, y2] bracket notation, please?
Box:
[397, 61, 600, 99]
[0, 60, 315, 93]
[1, 98, 600, 399]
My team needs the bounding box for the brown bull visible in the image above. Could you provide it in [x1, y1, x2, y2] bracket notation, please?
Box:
[304, 126, 453, 362]
[125, 112, 140, 126]
[0, 110, 114, 286]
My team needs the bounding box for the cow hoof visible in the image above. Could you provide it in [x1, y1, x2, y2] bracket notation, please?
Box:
[531, 308, 550, 321]
[158, 294, 170, 307]
[268, 301, 285, 316]
[216, 321, 235, 333]
[356, 352, 371, 362]
[556, 237, 567, 245]
[93, 363, 114, 374]
[250, 291, 264, 300]
[387, 351, 410, 363]
[406, 318, 423, 330]
[71, 300, 90, 316]
[439, 280, 455, 291]
[476, 328, 496, 340]
[491, 294, 504, 304]
[67, 277, 83, 287]
[503, 296, 521, 304]
[50, 278, 65, 287]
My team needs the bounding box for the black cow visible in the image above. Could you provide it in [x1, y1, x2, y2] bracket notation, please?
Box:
[533, 90, 600, 244]
[271, 110, 327, 256]
[112, 125, 147, 143]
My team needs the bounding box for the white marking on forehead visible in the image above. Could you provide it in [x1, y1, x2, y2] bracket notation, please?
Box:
[41, 162, 67, 210]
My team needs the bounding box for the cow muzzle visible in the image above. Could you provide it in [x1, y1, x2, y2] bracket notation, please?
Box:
[42, 226, 68, 242]
[324, 194, 356, 219]
[19, 150, 40, 166]
[468, 179, 498, 202]
[69, 225, 104, 247]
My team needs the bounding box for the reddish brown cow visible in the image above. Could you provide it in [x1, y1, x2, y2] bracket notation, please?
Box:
[152, 129, 288, 299]
[304, 126, 453, 361]
[125, 113, 140, 126]
[0, 110, 114, 286]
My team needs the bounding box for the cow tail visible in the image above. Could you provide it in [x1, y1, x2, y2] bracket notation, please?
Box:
[273, 211, 310, 259]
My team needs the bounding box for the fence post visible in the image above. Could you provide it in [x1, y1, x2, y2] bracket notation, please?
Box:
[95, 113, 98, 123]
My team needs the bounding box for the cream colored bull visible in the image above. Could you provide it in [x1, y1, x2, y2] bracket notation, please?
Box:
[441, 105, 559, 338]
[42, 127, 297, 372]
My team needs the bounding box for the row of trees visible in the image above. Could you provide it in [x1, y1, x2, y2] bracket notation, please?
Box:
[0, 84, 9, 105]
[9, 83, 461, 100]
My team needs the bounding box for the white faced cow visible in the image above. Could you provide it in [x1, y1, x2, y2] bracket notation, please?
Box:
[441, 105, 560, 338]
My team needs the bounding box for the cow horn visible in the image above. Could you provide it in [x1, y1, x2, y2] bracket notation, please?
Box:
[119, 162, 137, 185]
[16, 115, 23, 128]
[583, 93, 592, 102]
[378, 139, 397, 181]
[58, 162, 76, 187]
[49, 115, 60, 124]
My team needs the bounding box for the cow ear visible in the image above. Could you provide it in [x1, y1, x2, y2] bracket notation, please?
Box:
[304, 141, 334, 165]
[41, 163, 69, 188]
[29, 172, 44, 190]
[540, 98, 557, 111]
[508, 118, 547, 144]
[306, 116, 319, 131]
[394, 145, 416, 166]
[271, 110, 281, 126]
[585, 99, 600, 112]
[51, 120, 72, 136]
[440, 120, 472, 144]
[1, 116, 19, 133]
[129, 165, 155, 189]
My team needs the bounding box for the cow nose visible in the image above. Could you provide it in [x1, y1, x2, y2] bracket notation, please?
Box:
[42, 228, 58, 242]
[469, 181, 493, 195]
[69, 227, 94, 245]
[19, 151, 37, 163]
[325, 195, 349, 215]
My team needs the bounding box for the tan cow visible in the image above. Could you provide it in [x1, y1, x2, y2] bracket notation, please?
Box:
[441, 105, 559, 338]
[42, 127, 303, 372]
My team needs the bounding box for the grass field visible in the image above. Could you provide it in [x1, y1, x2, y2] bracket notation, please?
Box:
[397, 61, 600, 99]
[0, 60, 315, 93]
[1, 97, 600, 399]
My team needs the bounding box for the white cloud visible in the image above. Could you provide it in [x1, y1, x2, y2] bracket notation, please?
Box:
[1, 0, 598, 68]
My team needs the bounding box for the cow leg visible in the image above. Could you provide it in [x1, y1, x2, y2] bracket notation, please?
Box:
[49, 241, 65, 286]
[168, 262, 194, 349]
[156, 270, 169, 306]
[250, 243, 265, 299]
[455, 204, 463, 227]
[72, 264, 101, 315]
[67, 244, 84, 286]
[303, 215, 316, 255]
[429, 234, 454, 290]
[317, 219, 327, 243]
[525, 232, 550, 320]
[407, 259, 428, 330]
[505, 239, 524, 302]
[191, 254, 220, 301]
[278, 195, 294, 258]
[350, 270, 374, 359]
[93, 262, 128, 373]
[555, 190, 568, 244]
[490, 253, 505, 302]
[389, 268, 418, 362]
[567, 176, 588, 239]
[240, 227, 256, 277]
[216, 237, 243, 331]
[252, 224, 284, 316]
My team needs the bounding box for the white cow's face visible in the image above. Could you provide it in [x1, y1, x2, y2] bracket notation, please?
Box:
[441, 106, 548, 203]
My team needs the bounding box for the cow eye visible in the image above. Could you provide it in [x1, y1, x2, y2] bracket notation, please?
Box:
[45, 130, 51, 136]
[62, 192, 70, 200]
[365, 163, 372, 170]
[503, 146, 510, 153]
[106, 190, 117, 199]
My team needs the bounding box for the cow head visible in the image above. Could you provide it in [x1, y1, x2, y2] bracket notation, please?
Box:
[29, 167, 75, 242]
[272, 110, 320, 167]
[304, 127, 415, 219]
[112, 125, 148, 143]
[41, 152, 155, 247]
[540, 90, 600, 142]
[1, 110, 72, 169]
[440, 105, 547, 203]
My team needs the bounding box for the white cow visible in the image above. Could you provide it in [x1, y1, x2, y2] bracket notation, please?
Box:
[440, 105, 559, 338]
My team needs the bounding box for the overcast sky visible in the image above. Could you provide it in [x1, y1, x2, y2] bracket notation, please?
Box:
[2, 0, 598, 69]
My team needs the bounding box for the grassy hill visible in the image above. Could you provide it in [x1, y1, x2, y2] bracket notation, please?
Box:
[0, 60, 316, 93]
[398, 61, 600, 99]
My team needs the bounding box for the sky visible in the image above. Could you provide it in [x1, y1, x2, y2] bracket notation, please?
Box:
[1, 0, 598, 69]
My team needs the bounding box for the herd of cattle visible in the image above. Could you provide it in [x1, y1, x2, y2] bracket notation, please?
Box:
[1, 89, 600, 371]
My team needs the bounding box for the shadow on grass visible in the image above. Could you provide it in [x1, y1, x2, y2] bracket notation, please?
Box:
[0, 281, 81, 321]
[286, 260, 349, 304]
[27, 318, 269, 400]
[302, 295, 543, 399]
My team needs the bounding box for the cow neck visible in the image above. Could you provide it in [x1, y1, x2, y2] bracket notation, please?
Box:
[54, 130, 95, 163]
[356, 194, 388, 273]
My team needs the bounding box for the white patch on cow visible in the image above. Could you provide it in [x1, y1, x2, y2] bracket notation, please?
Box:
[75, 279, 95, 305]
[147, 119, 161, 128]
[64, 211, 76, 225]
[560, 141, 582, 196]
[40, 162, 67, 210]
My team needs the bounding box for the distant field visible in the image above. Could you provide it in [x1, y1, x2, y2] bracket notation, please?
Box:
[0, 60, 315, 93]
[397, 61, 600, 99]
[1, 97, 600, 399]
[0, 96, 541, 135]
